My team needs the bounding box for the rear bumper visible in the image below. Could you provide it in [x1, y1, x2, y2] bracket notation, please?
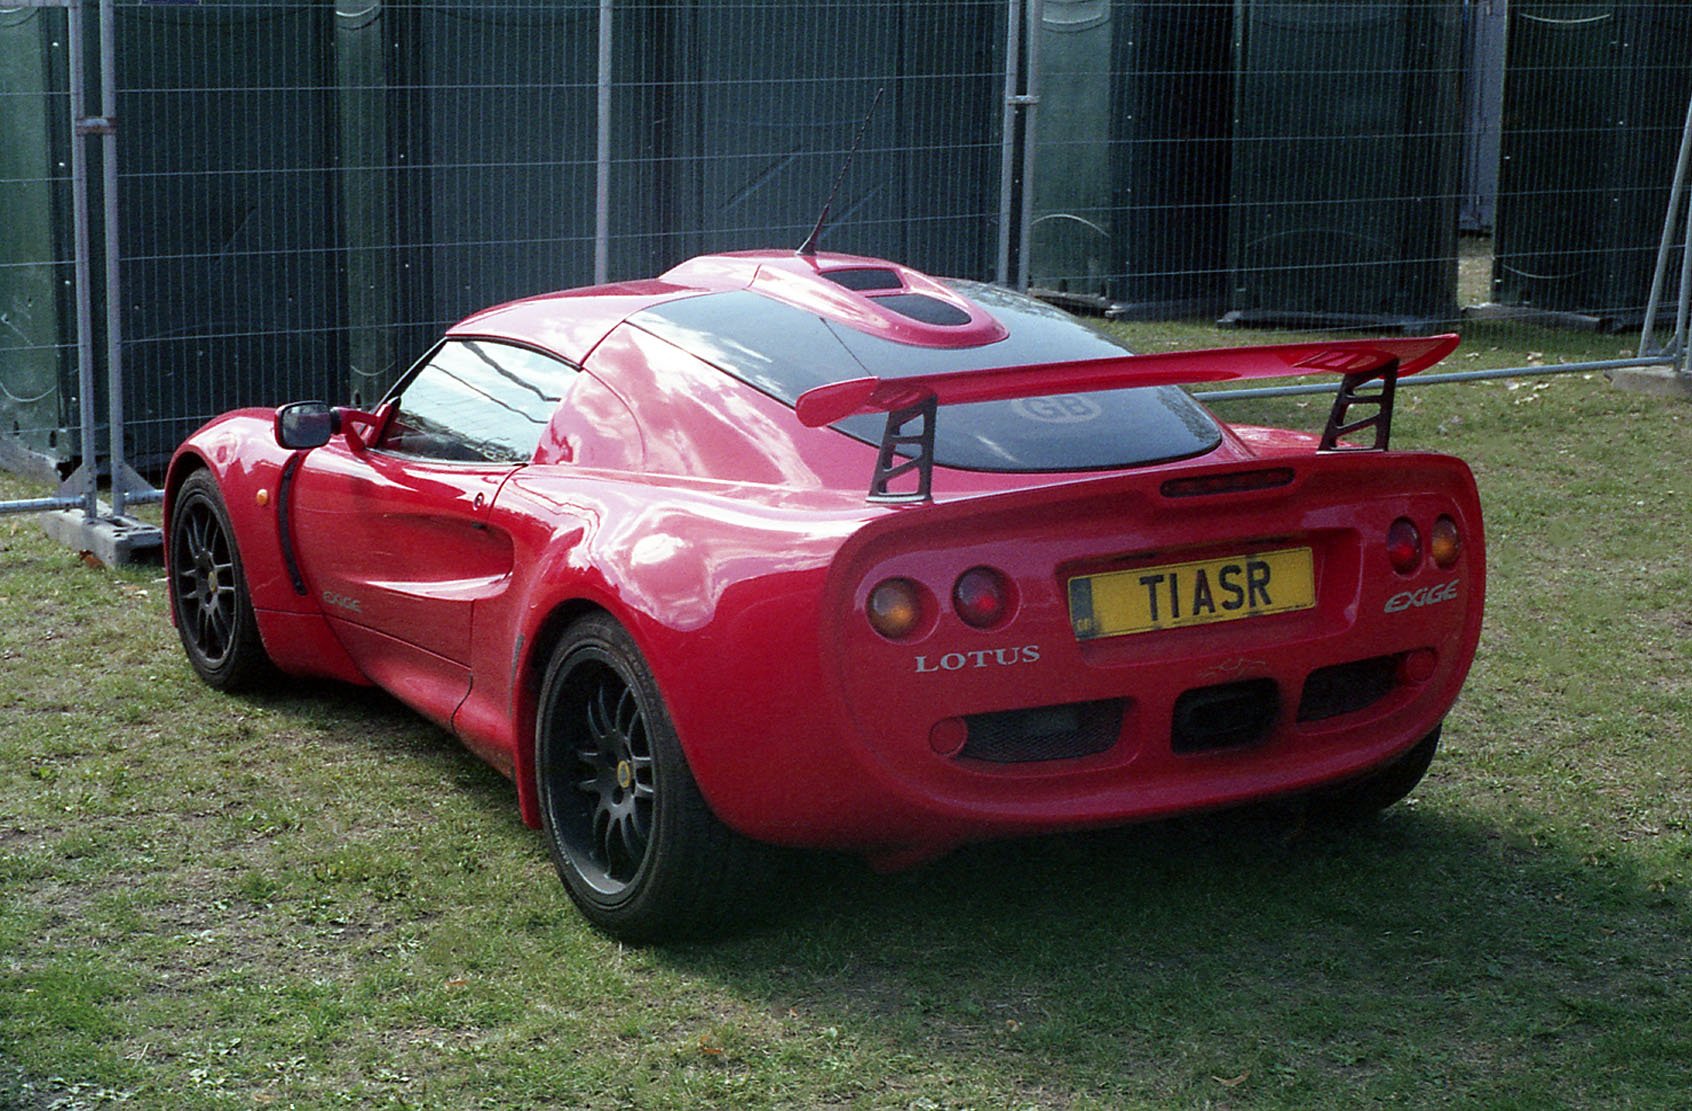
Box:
[770, 450, 1483, 859]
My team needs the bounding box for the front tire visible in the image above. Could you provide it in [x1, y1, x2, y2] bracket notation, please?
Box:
[169, 470, 271, 690]
[535, 613, 771, 942]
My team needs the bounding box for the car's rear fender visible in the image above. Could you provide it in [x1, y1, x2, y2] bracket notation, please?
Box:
[468, 468, 877, 833]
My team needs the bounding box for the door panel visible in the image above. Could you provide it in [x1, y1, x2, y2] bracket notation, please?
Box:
[291, 440, 516, 666]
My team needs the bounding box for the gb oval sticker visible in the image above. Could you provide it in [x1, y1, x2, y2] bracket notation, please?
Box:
[1012, 395, 1102, 424]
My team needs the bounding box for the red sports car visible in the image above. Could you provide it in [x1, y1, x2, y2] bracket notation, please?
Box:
[166, 250, 1484, 940]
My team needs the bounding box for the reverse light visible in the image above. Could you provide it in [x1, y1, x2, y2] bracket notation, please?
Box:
[867, 577, 927, 640]
[1430, 515, 1461, 568]
[1386, 517, 1421, 575]
[952, 566, 1014, 629]
[1400, 648, 1439, 684]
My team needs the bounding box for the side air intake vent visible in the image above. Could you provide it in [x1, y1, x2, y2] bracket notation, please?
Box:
[961, 698, 1125, 763]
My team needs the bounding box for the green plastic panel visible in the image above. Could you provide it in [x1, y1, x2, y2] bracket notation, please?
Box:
[0, 6, 73, 463]
[1229, 0, 1460, 325]
[1493, 1, 1692, 323]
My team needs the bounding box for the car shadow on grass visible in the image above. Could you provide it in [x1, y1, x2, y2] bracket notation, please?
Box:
[663, 802, 1690, 1101]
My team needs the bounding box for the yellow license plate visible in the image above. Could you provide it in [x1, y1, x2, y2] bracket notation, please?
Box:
[1068, 547, 1315, 640]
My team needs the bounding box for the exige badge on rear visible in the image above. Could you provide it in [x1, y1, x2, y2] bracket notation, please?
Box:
[1384, 579, 1460, 613]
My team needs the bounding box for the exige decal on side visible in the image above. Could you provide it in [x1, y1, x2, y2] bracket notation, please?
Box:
[915, 645, 1041, 673]
[322, 590, 363, 614]
[1384, 579, 1460, 614]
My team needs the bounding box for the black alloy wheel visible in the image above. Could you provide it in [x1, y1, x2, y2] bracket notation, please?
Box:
[169, 470, 269, 689]
[563, 657, 656, 893]
[535, 613, 771, 941]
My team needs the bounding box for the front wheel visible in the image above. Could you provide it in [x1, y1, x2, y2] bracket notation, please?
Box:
[169, 470, 271, 690]
[1310, 725, 1441, 821]
[534, 613, 772, 942]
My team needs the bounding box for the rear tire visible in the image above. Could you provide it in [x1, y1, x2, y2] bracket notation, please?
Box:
[169, 470, 271, 690]
[534, 613, 772, 942]
[1310, 725, 1440, 821]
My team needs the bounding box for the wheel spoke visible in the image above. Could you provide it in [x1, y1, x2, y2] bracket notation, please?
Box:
[586, 682, 614, 741]
[196, 604, 219, 658]
[627, 798, 651, 845]
[189, 509, 212, 560]
[614, 685, 638, 738]
[207, 603, 231, 655]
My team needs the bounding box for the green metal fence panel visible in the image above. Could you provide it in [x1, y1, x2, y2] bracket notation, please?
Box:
[1228, 0, 1460, 327]
[334, 0, 600, 404]
[1109, 0, 1233, 316]
[116, 0, 344, 465]
[629, 0, 1002, 281]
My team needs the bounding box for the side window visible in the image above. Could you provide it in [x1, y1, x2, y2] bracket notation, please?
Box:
[377, 340, 579, 464]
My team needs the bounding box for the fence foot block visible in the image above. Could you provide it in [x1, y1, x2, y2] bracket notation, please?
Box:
[1607, 366, 1692, 402]
[39, 505, 163, 567]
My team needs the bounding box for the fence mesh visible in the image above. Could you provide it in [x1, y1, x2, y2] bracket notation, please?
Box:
[1, 0, 1689, 471]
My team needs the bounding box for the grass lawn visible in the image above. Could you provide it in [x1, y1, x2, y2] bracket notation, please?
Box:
[1, 320, 1688, 1108]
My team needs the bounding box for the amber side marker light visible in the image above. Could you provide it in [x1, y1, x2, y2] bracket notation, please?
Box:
[867, 577, 926, 640]
[1430, 515, 1461, 568]
[1387, 517, 1422, 575]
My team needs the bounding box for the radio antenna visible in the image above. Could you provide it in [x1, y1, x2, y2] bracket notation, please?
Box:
[797, 84, 886, 257]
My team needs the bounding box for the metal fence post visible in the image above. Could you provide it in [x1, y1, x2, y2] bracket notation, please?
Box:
[1639, 90, 1692, 369]
[594, 0, 612, 285]
[1016, 0, 1042, 292]
[995, 0, 1023, 287]
[66, 0, 98, 521]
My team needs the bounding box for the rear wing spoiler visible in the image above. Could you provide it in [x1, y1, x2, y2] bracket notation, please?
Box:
[794, 335, 1459, 503]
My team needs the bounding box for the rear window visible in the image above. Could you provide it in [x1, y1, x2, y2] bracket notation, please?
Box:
[628, 283, 1221, 473]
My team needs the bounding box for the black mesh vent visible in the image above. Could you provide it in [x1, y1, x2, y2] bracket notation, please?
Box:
[1171, 679, 1279, 754]
[961, 699, 1126, 764]
[823, 267, 903, 291]
[1297, 655, 1400, 722]
[874, 292, 973, 326]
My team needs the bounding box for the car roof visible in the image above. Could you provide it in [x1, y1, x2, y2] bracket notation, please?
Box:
[444, 250, 1015, 366]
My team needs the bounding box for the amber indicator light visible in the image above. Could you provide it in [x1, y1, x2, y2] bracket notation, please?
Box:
[1430, 516, 1461, 568]
[867, 577, 925, 640]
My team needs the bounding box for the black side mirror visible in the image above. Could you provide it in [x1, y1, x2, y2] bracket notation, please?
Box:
[275, 401, 337, 450]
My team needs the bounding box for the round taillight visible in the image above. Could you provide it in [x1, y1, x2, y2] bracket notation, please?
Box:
[1386, 517, 1422, 575]
[867, 577, 926, 640]
[952, 566, 1013, 629]
[1430, 515, 1461, 568]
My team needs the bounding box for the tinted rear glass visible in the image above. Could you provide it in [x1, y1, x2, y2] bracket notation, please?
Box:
[628, 284, 1220, 472]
